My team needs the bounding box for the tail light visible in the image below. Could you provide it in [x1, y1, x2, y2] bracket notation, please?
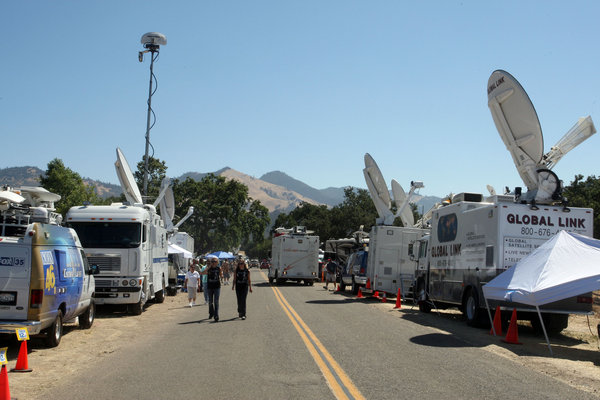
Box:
[30, 289, 43, 309]
[577, 295, 593, 304]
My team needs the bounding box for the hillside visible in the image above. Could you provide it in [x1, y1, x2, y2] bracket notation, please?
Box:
[259, 171, 345, 206]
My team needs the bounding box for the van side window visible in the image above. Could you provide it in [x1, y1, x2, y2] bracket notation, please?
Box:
[54, 250, 67, 282]
[80, 250, 90, 274]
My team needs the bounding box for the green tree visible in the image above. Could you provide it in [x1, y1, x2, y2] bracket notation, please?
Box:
[563, 174, 600, 238]
[40, 159, 101, 216]
[134, 156, 168, 201]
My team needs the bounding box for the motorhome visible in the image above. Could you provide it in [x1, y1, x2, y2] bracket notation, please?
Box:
[0, 187, 97, 347]
[268, 226, 319, 285]
[66, 148, 169, 314]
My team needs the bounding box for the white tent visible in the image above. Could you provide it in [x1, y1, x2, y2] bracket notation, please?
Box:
[482, 230, 600, 355]
[168, 242, 193, 259]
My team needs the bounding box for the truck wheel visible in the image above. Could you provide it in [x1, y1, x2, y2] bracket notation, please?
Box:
[308, 280, 314, 286]
[167, 286, 177, 296]
[531, 313, 568, 335]
[46, 309, 63, 347]
[268, 276, 274, 284]
[416, 280, 432, 313]
[130, 299, 144, 315]
[339, 282, 346, 291]
[79, 301, 95, 329]
[464, 288, 483, 326]
[155, 279, 166, 303]
[351, 279, 359, 295]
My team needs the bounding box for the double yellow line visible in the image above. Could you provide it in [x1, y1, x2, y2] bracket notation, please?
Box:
[269, 284, 365, 400]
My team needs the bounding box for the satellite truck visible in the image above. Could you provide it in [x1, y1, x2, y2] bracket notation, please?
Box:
[0, 186, 98, 347]
[268, 226, 320, 285]
[412, 69, 596, 332]
[360, 153, 429, 300]
[66, 148, 185, 314]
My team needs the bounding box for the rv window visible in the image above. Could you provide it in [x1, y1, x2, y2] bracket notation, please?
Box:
[68, 222, 142, 249]
[437, 214, 457, 243]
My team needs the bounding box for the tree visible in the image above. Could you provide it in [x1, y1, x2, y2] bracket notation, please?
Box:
[563, 174, 600, 238]
[40, 159, 101, 216]
[134, 156, 168, 201]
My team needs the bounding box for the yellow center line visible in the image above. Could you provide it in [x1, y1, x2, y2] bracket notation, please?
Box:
[260, 270, 365, 400]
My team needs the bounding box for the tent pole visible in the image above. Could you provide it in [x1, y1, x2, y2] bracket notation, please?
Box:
[536, 306, 553, 357]
[484, 295, 497, 336]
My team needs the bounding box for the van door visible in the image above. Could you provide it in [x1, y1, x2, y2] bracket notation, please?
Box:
[0, 244, 31, 320]
[77, 249, 93, 314]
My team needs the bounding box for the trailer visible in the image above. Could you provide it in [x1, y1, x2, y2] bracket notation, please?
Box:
[268, 226, 319, 285]
[413, 192, 594, 331]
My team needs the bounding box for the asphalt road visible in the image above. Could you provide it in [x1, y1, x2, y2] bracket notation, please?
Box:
[42, 271, 598, 400]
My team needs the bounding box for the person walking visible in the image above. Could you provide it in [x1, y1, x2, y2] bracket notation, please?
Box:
[184, 262, 201, 307]
[199, 257, 209, 304]
[324, 259, 338, 291]
[222, 260, 231, 285]
[232, 259, 252, 319]
[202, 256, 223, 322]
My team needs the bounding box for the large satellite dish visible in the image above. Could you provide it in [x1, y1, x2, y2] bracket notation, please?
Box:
[159, 185, 176, 231]
[487, 70, 543, 192]
[391, 179, 414, 227]
[363, 153, 394, 223]
[115, 148, 143, 205]
[487, 69, 596, 204]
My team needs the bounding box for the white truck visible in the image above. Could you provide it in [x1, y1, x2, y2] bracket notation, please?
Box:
[363, 225, 428, 299]
[412, 192, 594, 332]
[268, 226, 320, 285]
[65, 148, 170, 314]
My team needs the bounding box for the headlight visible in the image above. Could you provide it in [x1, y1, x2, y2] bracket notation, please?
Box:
[129, 279, 137, 286]
[122, 280, 129, 286]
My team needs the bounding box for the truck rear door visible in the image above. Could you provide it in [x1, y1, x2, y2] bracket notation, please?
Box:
[0, 244, 31, 320]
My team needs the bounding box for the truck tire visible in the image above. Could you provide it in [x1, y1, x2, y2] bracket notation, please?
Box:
[79, 301, 95, 329]
[155, 279, 166, 303]
[531, 313, 569, 335]
[415, 280, 432, 313]
[339, 281, 346, 292]
[351, 278, 359, 295]
[130, 299, 144, 315]
[46, 309, 63, 347]
[464, 288, 484, 326]
[268, 276, 274, 284]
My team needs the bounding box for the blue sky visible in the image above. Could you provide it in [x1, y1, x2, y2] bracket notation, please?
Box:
[3, 1, 600, 198]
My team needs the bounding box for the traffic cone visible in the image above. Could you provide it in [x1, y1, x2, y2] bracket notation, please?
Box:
[0, 365, 10, 400]
[335, 284, 341, 292]
[381, 292, 387, 303]
[394, 288, 402, 309]
[357, 287, 364, 298]
[11, 340, 32, 373]
[373, 291, 379, 298]
[502, 308, 522, 344]
[366, 279, 371, 289]
[489, 306, 503, 336]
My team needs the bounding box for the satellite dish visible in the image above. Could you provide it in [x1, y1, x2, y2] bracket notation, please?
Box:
[486, 185, 497, 196]
[115, 148, 143, 204]
[159, 186, 176, 231]
[391, 179, 414, 227]
[0, 190, 26, 208]
[363, 153, 393, 223]
[487, 69, 543, 192]
[174, 206, 194, 229]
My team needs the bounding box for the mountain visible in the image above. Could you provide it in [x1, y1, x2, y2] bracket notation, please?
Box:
[0, 166, 122, 198]
[260, 171, 345, 206]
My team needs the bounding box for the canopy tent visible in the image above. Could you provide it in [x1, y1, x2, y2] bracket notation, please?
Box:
[207, 251, 235, 260]
[482, 230, 600, 355]
[168, 243, 193, 259]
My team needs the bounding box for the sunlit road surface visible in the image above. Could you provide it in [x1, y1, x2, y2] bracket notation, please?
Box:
[42, 271, 597, 400]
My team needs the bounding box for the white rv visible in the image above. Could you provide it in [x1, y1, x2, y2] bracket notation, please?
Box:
[268, 226, 320, 285]
[66, 148, 169, 314]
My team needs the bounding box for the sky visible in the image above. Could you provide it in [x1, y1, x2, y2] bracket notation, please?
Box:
[3, 1, 600, 199]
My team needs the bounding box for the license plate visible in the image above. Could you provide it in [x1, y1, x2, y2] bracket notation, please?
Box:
[0, 292, 16, 305]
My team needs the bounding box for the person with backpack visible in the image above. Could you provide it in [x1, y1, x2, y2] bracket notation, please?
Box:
[202, 256, 223, 322]
[324, 259, 338, 291]
[232, 259, 252, 319]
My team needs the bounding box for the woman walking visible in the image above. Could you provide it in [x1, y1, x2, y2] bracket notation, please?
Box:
[232, 259, 252, 319]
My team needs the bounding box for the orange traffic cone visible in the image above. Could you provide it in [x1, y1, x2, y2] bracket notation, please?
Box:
[0, 365, 10, 400]
[357, 287, 364, 298]
[335, 284, 341, 292]
[381, 292, 387, 303]
[373, 291, 379, 298]
[489, 306, 503, 336]
[502, 308, 522, 344]
[11, 340, 32, 373]
[366, 279, 371, 289]
[394, 288, 402, 309]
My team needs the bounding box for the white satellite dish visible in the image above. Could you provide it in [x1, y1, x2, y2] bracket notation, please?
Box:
[363, 153, 394, 224]
[0, 190, 26, 204]
[18, 186, 61, 204]
[115, 148, 143, 205]
[159, 185, 176, 231]
[391, 179, 415, 227]
[486, 185, 497, 196]
[487, 70, 596, 204]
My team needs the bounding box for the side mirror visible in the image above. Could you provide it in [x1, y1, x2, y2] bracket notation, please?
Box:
[90, 264, 100, 275]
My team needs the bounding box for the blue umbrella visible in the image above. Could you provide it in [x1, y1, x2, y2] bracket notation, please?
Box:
[207, 251, 235, 260]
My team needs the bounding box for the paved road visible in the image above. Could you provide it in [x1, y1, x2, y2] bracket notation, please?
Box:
[44, 271, 597, 399]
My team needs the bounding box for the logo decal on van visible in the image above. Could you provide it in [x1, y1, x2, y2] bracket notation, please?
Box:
[40, 250, 57, 295]
[0, 257, 25, 267]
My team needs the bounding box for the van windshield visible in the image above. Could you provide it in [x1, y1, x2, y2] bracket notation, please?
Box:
[68, 222, 142, 249]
